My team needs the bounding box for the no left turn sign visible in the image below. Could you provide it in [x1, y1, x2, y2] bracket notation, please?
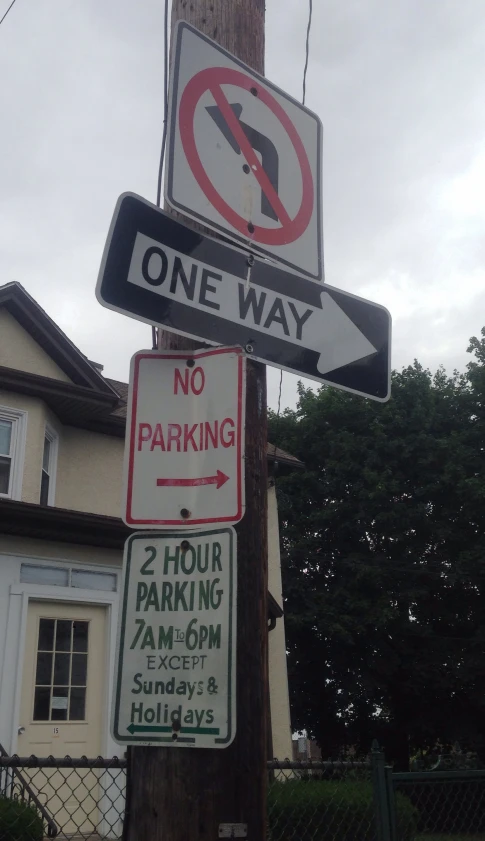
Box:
[165, 22, 323, 282]
[179, 66, 314, 248]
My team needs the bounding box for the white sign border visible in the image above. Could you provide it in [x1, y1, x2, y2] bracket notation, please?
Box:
[123, 346, 246, 529]
[165, 20, 324, 283]
[111, 527, 237, 748]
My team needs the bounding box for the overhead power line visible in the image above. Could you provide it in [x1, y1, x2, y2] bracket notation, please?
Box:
[154, 0, 315, 391]
[277, 0, 314, 413]
[302, 0, 313, 105]
[0, 0, 18, 28]
[156, 0, 170, 206]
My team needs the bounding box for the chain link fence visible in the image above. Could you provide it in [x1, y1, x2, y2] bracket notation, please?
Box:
[1, 755, 375, 841]
[268, 758, 374, 841]
[393, 769, 485, 839]
[3, 750, 485, 841]
[0, 756, 126, 840]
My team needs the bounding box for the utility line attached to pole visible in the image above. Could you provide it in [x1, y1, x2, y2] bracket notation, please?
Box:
[0, 0, 18, 29]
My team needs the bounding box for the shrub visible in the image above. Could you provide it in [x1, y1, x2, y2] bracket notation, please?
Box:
[268, 778, 418, 841]
[0, 796, 44, 841]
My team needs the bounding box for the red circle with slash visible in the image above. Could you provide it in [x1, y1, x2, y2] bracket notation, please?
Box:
[178, 66, 314, 246]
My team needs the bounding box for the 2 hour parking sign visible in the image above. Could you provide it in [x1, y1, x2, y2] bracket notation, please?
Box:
[112, 528, 237, 748]
[165, 22, 323, 282]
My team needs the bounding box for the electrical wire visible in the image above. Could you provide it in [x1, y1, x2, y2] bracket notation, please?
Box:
[276, 0, 313, 415]
[153, 0, 170, 346]
[0, 0, 18, 28]
[271, 369, 283, 483]
[156, 0, 170, 207]
[302, 0, 313, 106]
[277, 370, 283, 416]
[154, 1, 314, 377]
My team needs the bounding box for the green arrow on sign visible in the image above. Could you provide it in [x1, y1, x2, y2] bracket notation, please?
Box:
[126, 723, 221, 735]
[127, 723, 171, 735]
[177, 726, 220, 735]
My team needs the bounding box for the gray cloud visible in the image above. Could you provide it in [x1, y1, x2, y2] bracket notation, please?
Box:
[1, 0, 485, 411]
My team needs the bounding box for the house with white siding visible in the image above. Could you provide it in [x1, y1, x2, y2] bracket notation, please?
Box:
[0, 281, 298, 772]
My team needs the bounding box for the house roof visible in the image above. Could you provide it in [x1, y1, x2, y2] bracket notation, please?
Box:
[0, 282, 304, 469]
[266, 442, 304, 470]
[0, 282, 116, 395]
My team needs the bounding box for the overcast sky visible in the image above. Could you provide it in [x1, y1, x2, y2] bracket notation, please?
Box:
[1, 0, 485, 410]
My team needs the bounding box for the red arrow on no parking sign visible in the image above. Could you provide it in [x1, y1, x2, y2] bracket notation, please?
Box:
[156, 471, 230, 490]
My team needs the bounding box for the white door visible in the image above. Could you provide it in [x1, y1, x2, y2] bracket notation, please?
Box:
[18, 600, 107, 836]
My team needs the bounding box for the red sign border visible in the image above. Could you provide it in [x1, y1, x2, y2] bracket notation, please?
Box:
[124, 346, 245, 528]
[178, 66, 314, 247]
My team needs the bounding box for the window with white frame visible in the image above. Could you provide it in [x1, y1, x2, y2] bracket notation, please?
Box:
[20, 563, 117, 592]
[0, 406, 27, 500]
[40, 425, 58, 506]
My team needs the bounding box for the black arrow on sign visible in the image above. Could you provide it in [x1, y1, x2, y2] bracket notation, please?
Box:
[206, 103, 280, 222]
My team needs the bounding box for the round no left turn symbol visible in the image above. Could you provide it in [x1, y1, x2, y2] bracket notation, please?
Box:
[179, 66, 314, 246]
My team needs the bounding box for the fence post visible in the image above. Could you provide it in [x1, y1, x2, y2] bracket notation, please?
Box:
[371, 740, 392, 841]
[385, 765, 397, 841]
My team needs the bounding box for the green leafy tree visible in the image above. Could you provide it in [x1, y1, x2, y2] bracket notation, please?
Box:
[269, 347, 485, 769]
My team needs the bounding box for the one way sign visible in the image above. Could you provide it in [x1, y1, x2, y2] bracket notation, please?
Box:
[96, 193, 391, 402]
[165, 21, 323, 282]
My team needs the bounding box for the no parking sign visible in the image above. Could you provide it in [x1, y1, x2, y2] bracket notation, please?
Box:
[165, 22, 323, 282]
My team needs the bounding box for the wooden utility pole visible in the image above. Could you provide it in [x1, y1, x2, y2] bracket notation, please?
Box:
[125, 2, 268, 840]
